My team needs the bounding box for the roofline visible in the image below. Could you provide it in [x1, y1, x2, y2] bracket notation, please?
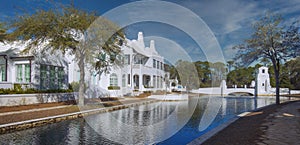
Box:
[10, 56, 35, 60]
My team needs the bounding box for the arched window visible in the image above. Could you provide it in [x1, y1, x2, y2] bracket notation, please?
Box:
[110, 73, 118, 86]
[122, 74, 126, 87]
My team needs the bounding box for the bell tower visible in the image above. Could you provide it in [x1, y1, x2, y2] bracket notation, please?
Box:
[255, 66, 271, 95]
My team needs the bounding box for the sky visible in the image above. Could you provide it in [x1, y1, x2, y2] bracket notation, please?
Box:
[0, 0, 300, 64]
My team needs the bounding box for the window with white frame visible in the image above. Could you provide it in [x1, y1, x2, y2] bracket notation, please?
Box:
[50, 66, 56, 89]
[160, 76, 163, 88]
[58, 67, 64, 89]
[15, 64, 30, 83]
[0, 57, 6, 81]
[153, 75, 156, 88]
[110, 73, 118, 86]
[127, 74, 130, 85]
[0, 65, 6, 82]
[16, 64, 23, 82]
[40, 64, 48, 90]
[122, 74, 126, 87]
[40, 64, 65, 90]
[134, 55, 142, 64]
[124, 54, 130, 65]
[25, 64, 30, 82]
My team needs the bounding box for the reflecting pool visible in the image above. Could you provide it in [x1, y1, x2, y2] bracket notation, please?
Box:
[0, 96, 280, 144]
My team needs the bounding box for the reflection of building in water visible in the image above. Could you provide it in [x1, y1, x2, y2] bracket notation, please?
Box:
[220, 97, 275, 116]
[84, 100, 191, 144]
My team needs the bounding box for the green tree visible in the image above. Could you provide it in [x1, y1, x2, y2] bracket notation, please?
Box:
[194, 61, 211, 87]
[210, 62, 226, 86]
[226, 67, 255, 87]
[226, 60, 234, 73]
[175, 60, 199, 90]
[283, 57, 300, 89]
[168, 65, 179, 80]
[268, 64, 293, 89]
[235, 12, 300, 104]
[0, 22, 7, 42]
[8, 5, 125, 105]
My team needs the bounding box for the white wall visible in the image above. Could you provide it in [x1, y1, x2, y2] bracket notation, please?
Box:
[0, 93, 76, 106]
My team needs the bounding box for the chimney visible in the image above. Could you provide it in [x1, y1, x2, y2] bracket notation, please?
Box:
[150, 40, 155, 49]
[138, 32, 143, 41]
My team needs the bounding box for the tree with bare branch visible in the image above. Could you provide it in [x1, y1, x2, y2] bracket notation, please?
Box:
[235, 12, 300, 104]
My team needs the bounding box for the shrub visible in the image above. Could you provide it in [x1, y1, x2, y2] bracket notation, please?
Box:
[143, 91, 153, 94]
[99, 97, 119, 101]
[0, 87, 73, 95]
[144, 86, 154, 88]
[69, 82, 80, 92]
[69, 82, 86, 92]
[107, 86, 120, 90]
[13, 84, 22, 92]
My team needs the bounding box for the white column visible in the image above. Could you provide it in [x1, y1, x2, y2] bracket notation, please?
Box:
[139, 75, 143, 90]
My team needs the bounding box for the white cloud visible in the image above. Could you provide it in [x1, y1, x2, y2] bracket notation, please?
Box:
[223, 44, 239, 60]
[180, 0, 260, 34]
[180, 0, 300, 35]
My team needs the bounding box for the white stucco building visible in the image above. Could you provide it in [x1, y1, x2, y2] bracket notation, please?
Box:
[0, 42, 69, 90]
[1, 32, 169, 97]
[69, 32, 169, 97]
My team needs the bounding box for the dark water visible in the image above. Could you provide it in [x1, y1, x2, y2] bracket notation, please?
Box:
[0, 96, 278, 145]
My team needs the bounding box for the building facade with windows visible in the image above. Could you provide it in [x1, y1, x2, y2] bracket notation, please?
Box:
[0, 43, 69, 90]
[87, 32, 169, 97]
[1, 32, 169, 97]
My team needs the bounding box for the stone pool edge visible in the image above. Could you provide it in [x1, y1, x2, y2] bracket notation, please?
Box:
[0, 99, 159, 134]
[187, 103, 275, 145]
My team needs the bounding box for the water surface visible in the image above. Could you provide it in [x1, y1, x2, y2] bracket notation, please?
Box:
[0, 96, 279, 144]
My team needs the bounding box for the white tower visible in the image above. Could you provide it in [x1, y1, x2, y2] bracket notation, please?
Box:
[255, 66, 271, 95]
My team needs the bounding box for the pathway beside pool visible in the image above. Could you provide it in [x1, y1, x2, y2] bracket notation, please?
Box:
[148, 94, 189, 101]
[197, 100, 300, 145]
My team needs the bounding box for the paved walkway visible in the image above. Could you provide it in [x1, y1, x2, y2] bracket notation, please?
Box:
[199, 100, 300, 145]
[257, 101, 300, 145]
[0, 97, 148, 117]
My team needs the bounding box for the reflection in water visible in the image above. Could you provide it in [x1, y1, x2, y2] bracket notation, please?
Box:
[84, 100, 197, 144]
[198, 97, 222, 131]
[0, 96, 278, 145]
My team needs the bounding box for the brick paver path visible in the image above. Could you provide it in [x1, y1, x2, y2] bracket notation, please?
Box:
[258, 101, 300, 145]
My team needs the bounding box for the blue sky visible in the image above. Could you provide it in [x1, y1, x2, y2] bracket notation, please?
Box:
[0, 0, 300, 63]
